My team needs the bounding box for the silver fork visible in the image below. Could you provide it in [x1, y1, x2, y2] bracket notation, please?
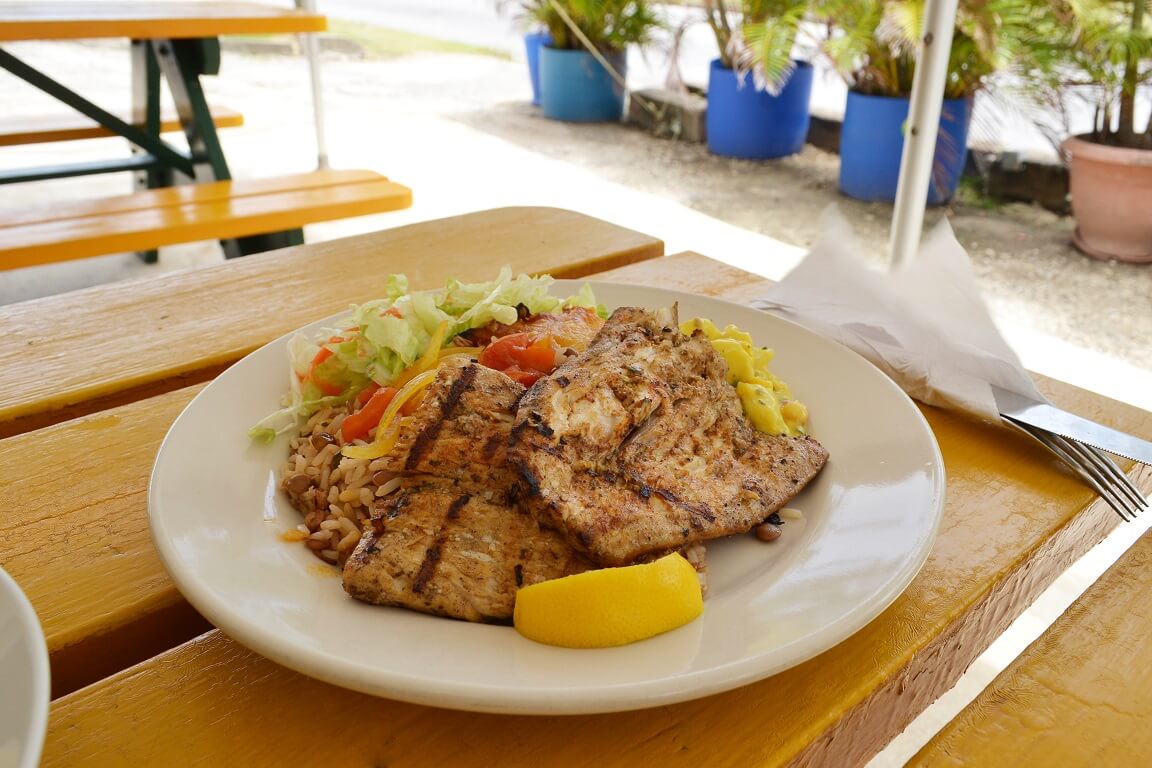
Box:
[1004, 416, 1149, 522]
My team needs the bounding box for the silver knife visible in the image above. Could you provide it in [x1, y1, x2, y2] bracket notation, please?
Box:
[991, 385, 1152, 466]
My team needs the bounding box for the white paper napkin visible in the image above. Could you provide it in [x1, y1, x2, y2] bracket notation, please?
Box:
[751, 208, 1043, 424]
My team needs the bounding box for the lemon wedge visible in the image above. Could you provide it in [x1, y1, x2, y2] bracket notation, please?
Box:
[513, 553, 703, 648]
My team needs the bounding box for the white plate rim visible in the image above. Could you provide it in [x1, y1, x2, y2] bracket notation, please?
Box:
[0, 565, 50, 768]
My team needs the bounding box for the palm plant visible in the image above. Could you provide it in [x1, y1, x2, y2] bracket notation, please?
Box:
[1014, 0, 1152, 149]
[516, 0, 664, 52]
[819, 0, 1051, 98]
[702, 1, 812, 89]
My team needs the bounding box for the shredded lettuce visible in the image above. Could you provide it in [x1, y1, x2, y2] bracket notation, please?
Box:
[249, 267, 598, 442]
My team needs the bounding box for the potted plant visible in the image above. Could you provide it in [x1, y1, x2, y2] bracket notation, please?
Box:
[1021, 0, 1152, 261]
[525, 28, 553, 106]
[701, 1, 815, 159]
[521, 0, 664, 122]
[820, 0, 1039, 204]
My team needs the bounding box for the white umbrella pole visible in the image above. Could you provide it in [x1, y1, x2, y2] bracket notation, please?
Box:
[297, 0, 330, 169]
[888, 0, 959, 268]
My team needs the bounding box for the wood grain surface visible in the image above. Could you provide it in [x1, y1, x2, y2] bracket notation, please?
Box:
[38, 252, 1152, 767]
[0, 388, 210, 698]
[0, 105, 243, 147]
[2, 173, 413, 269]
[0, 1, 326, 41]
[911, 527, 1152, 766]
[0, 207, 663, 437]
[1, 169, 390, 229]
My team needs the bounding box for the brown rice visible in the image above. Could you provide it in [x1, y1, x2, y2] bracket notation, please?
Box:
[279, 405, 402, 565]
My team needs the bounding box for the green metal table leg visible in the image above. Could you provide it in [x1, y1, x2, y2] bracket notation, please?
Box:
[152, 37, 305, 259]
[131, 40, 167, 264]
[0, 45, 194, 183]
[151, 38, 230, 184]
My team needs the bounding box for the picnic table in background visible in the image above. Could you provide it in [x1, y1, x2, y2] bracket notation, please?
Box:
[0, 1, 325, 189]
[1, 207, 1150, 766]
[0, 1, 412, 267]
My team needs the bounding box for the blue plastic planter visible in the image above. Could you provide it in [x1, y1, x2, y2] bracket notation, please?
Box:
[524, 31, 551, 106]
[706, 59, 813, 159]
[539, 46, 626, 123]
[839, 91, 971, 205]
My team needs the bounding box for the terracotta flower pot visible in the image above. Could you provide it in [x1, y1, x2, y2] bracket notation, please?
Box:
[1064, 135, 1152, 263]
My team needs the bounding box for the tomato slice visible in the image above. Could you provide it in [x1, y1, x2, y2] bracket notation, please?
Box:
[516, 337, 557, 373]
[303, 338, 351, 397]
[501, 367, 545, 386]
[311, 377, 345, 397]
[355, 381, 382, 408]
[478, 332, 529, 371]
[310, 347, 334, 369]
[478, 333, 557, 384]
[340, 386, 399, 443]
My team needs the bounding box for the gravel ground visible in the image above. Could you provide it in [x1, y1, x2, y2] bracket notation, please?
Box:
[2, 40, 1149, 382]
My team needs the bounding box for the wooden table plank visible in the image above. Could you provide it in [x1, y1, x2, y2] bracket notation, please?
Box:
[0, 207, 663, 438]
[0, 169, 387, 229]
[2, 175, 414, 270]
[0, 1, 326, 41]
[0, 105, 244, 147]
[40, 252, 1152, 767]
[0, 387, 211, 698]
[910, 528, 1152, 766]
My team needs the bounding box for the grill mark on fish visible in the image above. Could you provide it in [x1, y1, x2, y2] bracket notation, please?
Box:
[372, 490, 410, 530]
[411, 543, 442, 594]
[655, 488, 716, 524]
[515, 461, 542, 497]
[411, 494, 469, 594]
[525, 411, 555, 438]
[404, 363, 478, 470]
[619, 406, 661, 452]
[508, 420, 533, 448]
[447, 494, 470, 519]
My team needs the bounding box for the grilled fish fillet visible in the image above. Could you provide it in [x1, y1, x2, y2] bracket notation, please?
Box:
[343, 359, 591, 621]
[379, 356, 522, 486]
[508, 306, 829, 567]
[343, 476, 589, 622]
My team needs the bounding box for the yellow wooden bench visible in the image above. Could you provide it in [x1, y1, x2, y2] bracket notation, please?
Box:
[910, 523, 1152, 766]
[0, 169, 412, 270]
[0, 107, 244, 147]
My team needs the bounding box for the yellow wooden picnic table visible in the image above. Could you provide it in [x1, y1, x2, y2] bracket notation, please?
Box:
[0, 1, 325, 42]
[0, 1, 324, 184]
[1, 207, 1149, 767]
[0, 2, 359, 266]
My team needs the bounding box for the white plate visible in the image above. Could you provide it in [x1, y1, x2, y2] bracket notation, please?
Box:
[149, 282, 945, 715]
[0, 567, 49, 768]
